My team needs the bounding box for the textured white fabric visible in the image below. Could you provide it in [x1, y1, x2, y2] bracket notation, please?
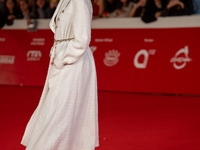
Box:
[21, 0, 99, 149]
[51, 0, 93, 67]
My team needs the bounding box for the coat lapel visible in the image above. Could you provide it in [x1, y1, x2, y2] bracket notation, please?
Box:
[49, 0, 70, 33]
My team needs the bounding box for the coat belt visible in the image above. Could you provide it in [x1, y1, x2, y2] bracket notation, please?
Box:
[50, 38, 74, 60]
[54, 38, 74, 45]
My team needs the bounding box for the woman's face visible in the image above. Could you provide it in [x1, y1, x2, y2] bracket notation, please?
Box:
[20, 0, 28, 11]
[50, 1, 57, 9]
[37, 0, 45, 8]
[6, 0, 14, 10]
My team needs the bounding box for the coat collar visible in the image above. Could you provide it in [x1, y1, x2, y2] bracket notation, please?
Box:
[49, 0, 70, 33]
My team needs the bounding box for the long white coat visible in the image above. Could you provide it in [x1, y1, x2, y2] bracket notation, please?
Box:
[21, 0, 99, 149]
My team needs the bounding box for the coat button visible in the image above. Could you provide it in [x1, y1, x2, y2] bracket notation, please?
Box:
[61, 10, 64, 13]
[58, 18, 60, 21]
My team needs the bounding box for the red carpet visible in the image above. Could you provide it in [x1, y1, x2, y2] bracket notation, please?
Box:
[0, 86, 200, 150]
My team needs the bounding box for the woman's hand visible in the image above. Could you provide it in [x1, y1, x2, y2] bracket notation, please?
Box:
[129, 0, 147, 17]
[155, 12, 162, 18]
[7, 15, 15, 20]
[136, 0, 147, 8]
[167, 0, 184, 9]
[154, 0, 162, 9]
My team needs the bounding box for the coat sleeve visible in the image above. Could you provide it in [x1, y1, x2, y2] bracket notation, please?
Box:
[53, 0, 92, 68]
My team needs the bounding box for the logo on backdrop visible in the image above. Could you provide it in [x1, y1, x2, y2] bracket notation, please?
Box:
[31, 38, 45, 45]
[95, 38, 113, 42]
[104, 50, 120, 67]
[134, 49, 156, 69]
[90, 46, 97, 53]
[0, 55, 15, 64]
[170, 46, 192, 70]
[27, 50, 42, 61]
[0, 38, 6, 42]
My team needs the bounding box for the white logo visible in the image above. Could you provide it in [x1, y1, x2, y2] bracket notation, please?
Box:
[90, 46, 97, 53]
[0, 38, 6, 42]
[27, 50, 42, 61]
[134, 49, 156, 69]
[31, 38, 45, 45]
[170, 46, 192, 70]
[0, 55, 15, 64]
[104, 50, 120, 67]
[144, 38, 154, 42]
[95, 38, 113, 42]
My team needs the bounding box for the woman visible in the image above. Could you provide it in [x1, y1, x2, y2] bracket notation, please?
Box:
[46, 0, 58, 18]
[92, 0, 104, 19]
[129, 0, 147, 17]
[142, 0, 193, 23]
[163, 0, 193, 16]
[141, 0, 168, 23]
[2, 0, 22, 25]
[102, 0, 117, 17]
[21, 0, 99, 149]
[19, 0, 31, 19]
[35, 0, 49, 18]
[110, 0, 134, 17]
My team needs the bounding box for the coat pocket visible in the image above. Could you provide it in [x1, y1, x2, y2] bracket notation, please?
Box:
[48, 65, 61, 88]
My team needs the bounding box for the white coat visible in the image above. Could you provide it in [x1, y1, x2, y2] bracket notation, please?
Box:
[21, 0, 99, 149]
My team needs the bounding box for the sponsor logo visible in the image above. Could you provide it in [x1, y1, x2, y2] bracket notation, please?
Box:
[0, 55, 15, 64]
[170, 46, 192, 70]
[0, 38, 6, 42]
[104, 50, 120, 67]
[144, 38, 154, 42]
[90, 46, 97, 53]
[27, 50, 42, 61]
[95, 38, 113, 42]
[134, 49, 156, 69]
[31, 38, 45, 46]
